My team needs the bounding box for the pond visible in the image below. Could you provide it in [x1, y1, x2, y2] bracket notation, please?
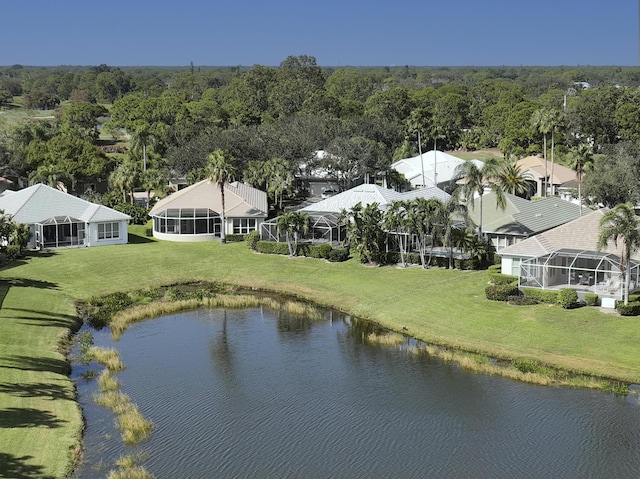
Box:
[73, 307, 640, 478]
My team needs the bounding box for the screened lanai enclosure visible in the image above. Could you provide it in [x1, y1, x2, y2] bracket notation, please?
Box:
[38, 216, 85, 248]
[518, 249, 640, 299]
[152, 208, 222, 236]
[260, 211, 347, 244]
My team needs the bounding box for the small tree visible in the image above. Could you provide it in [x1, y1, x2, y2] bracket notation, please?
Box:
[276, 212, 309, 256]
[597, 203, 640, 305]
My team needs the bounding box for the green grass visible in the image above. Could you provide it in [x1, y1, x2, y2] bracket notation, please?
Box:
[2, 227, 640, 476]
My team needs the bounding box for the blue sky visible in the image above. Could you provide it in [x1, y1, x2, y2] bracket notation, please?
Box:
[2, 0, 637, 66]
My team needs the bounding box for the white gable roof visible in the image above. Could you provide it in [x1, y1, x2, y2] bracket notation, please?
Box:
[0, 183, 130, 224]
[298, 184, 450, 214]
[391, 150, 484, 187]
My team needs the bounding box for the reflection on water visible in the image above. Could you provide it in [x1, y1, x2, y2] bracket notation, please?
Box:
[73, 307, 640, 479]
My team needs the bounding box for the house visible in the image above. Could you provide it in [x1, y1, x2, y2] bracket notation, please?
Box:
[149, 179, 268, 242]
[465, 192, 582, 252]
[391, 150, 484, 191]
[260, 183, 450, 243]
[517, 155, 578, 198]
[498, 208, 640, 306]
[0, 183, 131, 249]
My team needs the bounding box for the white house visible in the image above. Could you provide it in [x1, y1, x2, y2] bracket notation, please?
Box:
[391, 150, 484, 191]
[0, 183, 131, 249]
[149, 179, 268, 242]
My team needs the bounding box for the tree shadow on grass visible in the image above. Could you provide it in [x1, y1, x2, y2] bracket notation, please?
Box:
[0, 355, 71, 376]
[0, 453, 55, 479]
[0, 407, 65, 429]
[4, 307, 81, 328]
[0, 382, 74, 401]
[6, 278, 60, 290]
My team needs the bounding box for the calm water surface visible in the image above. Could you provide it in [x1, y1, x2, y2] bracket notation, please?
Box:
[73, 307, 640, 478]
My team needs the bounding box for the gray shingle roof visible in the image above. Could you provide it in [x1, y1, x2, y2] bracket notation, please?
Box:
[0, 183, 130, 223]
[467, 192, 581, 236]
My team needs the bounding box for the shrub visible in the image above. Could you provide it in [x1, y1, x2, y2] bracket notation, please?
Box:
[307, 244, 332, 259]
[86, 292, 134, 328]
[485, 282, 519, 301]
[114, 203, 149, 225]
[584, 293, 599, 306]
[224, 234, 245, 243]
[521, 287, 559, 304]
[489, 273, 518, 285]
[327, 248, 350, 262]
[246, 230, 260, 250]
[616, 302, 640, 316]
[487, 264, 501, 274]
[508, 295, 539, 306]
[256, 240, 290, 255]
[558, 288, 579, 309]
[628, 293, 640, 303]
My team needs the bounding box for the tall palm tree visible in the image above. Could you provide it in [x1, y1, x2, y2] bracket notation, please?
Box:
[140, 168, 166, 207]
[568, 144, 594, 216]
[597, 203, 640, 305]
[276, 211, 309, 256]
[438, 195, 469, 269]
[547, 109, 563, 196]
[206, 149, 237, 244]
[129, 120, 155, 172]
[405, 197, 441, 268]
[454, 158, 505, 237]
[530, 108, 552, 196]
[384, 200, 410, 267]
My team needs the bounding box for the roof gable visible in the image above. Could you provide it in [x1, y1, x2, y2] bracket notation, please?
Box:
[149, 180, 268, 217]
[0, 183, 130, 223]
[391, 150, 484, 186]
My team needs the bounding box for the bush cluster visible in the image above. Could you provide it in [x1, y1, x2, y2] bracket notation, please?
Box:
[114, 203, 149, 225]
[85, 292, 134, 328]
[485, 282, 520, 301]
[521, 287, 559, 304]
[384, 252, 481, 270]
[616, 302, 640, 316]
[245, 230, 260, 250]
[255, 240, 350, 262]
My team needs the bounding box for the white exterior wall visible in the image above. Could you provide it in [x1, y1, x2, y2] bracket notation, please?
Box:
[86, 220, 129, 247]
[152, 231, 219, 242]
[501, 257, 514, 276]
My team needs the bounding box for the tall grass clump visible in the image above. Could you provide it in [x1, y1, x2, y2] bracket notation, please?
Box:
[107, 466, 156, 479]
[89, 346, 125, 372]
[366, 332, 405, 346]
[93, 390, 153, 445]
[98, 369, 121, 392]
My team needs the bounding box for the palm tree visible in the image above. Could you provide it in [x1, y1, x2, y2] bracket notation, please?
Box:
[438, 195, 469, 269]
[568, 144, 594, 216]
[206, 149, 237, 244]
[496, 158, 531, 197]
[405, 197, 441, 268]
[597, 203, 640, 305]
[129, 120, 156, 172]
[454, 159, 505, 237]
[384, 200, 410, 267]
[339, 202, 386, 264]
[140, 168, 166, 207]
[109, 160, 139, 204]
[547, 109, 563, 196]
[276, 211, 309, 256]
[530, 108, 553, 196]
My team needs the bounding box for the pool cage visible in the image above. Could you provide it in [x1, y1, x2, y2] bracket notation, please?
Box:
[260, 211, 347, 244]
[38, 216, 85, 248]
[518, 249, 640, 299]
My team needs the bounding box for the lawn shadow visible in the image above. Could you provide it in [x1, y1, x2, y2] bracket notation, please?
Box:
[6, 278, 59, 290]
[128, 232, 155, 244]
[0, 407, 65, 429]
[1, 355, 71, 375]
[0, 382, 74, 401]
[0, 453, 55, 479]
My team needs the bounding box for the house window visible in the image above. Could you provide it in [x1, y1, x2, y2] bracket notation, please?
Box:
[98, 222, 120, 240]
[233, 218, 257, 234]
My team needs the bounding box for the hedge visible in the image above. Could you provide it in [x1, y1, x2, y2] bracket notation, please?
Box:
[255, 241, 349, 262]
[485, 282, 520, 301]
[521, 287, 559, 304]
[225, 234, 245, 243]
[616, 302, 640, 316]
[246, 231, 260, 250]
[489, 272, 518, 285]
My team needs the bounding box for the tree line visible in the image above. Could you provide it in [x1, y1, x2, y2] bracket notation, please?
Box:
[1, 58, 640, 212]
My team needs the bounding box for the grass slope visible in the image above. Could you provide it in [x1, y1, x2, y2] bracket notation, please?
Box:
[1, 228, 640, 476]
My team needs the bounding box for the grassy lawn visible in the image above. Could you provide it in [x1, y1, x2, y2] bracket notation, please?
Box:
[2, 227, 640, 476]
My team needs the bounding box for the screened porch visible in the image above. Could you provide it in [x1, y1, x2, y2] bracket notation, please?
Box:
[260, 211, 347, 244]
[38, 216, 85, 248]
[518, 249, 640, 299]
